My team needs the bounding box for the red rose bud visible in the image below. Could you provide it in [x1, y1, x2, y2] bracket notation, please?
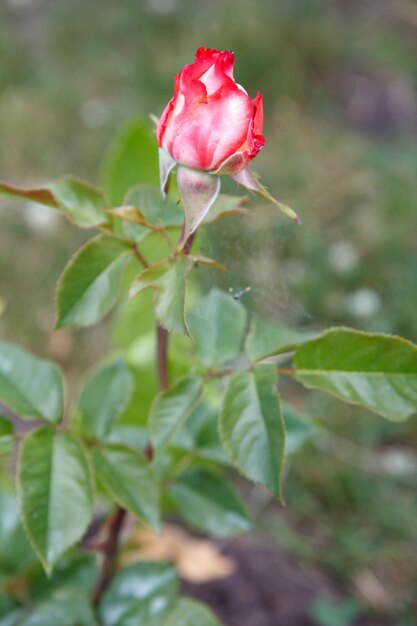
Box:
[156, 47, 299, 243]
[157, 47, 265, 175]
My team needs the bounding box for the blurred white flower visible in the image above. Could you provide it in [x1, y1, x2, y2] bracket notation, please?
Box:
[346, 288, 381, 318]
[147, 0, 178, 14]
[379, 448, 417, 477]
[79, 98, 110, 129]
[23, 202, 59, 233]
[329, 240, 359, 273]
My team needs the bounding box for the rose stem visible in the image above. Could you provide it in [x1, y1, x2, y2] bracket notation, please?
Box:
[92, 507, 126, 607]
[92, 227, 196, 607]
[92, 243, 152, 607]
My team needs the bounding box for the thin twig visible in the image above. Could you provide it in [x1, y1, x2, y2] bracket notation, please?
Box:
[92, 507, 126, 607]
[156, 324, 169, 392]
[276, 368, 295, 376]
[131, 243, 149, 268]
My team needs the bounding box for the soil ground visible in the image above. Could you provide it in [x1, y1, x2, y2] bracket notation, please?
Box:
[183, 536, 389, 626]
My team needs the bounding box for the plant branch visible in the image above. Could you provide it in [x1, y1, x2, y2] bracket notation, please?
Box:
[155, 228, 196, 394]
[131, 243, 149, 268]
[156, 324, 169, 392]
[91, 226, 196, 609]
[92, 506, 126, 607]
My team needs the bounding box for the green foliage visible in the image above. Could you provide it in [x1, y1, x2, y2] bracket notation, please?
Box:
[204, 194, 249, 224]
[129, 257, 193, 334]
[56, 235, 130, 328]
[245, 316, 312, 361]
[99, 562, 178, 626]
[92, 445, 160, 530]
[18, 428, 94, 573]
[310, 598, 359, 626]
[0, 178, 108, 228]
[124, 185, 184, 230]
[0, 490, 35, 577]
[294, 328, 417, 420]
[100, 120, 159, 207]
[0, 418, 13, 456]
[149, 376, 203, 453]
[20, 592, 98, 626]
[220, 364, 286, 498]
[283, 404, 318, 455]
[169, 468, 252, 538]
[152, 598, 223, 626]
[78, 357, 134, 439]
[0, 342, 64, 424]
[1, 31, 417, 621]
[46, 178, 108, 229]
[187, 288, 247, 367]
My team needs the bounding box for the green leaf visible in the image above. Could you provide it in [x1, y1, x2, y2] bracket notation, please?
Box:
[0, 177, 108, 228]
[169, 468, 251, 538]
[0, 435, 12, 456]
[29, 554, 98, 602]
[293, 328, 417, 421]
[219, 364, 286, 498]
[92, 444, 160, 530]
[149, 376, 203, 453]
[0, 418, 13, 455]
[20, 592, 98, 626]
[0, 490, 35, 576]
[125, 185, 184, 229]
[99, 562, 178, 626]
[204, 194, 249, 223]
[46, 178, 108, 228]
[78, 358, 133, 439]
[0, 594, 23, 626]
[101, 119, 159, 207]
[0, 342, 64, 424]
[18, 428, 94, 573]
[157, 599, 224, 626]
[105, 425, 148, 452]
[246, 317, 312, 361]
[282, 404, 317, 455]
[187, 288, 247, 367]
[112, 185, 183, 243]
[129, 257, 193, 334]
[56, 235, 130, 328]
[171, 402, 229, 465]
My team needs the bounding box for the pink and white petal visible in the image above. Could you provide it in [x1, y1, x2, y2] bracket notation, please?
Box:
[162, 77, 209, 169]
[199, 51, 236, 96]
[156, 96, 176, 146]
[251, 92, 264, 136]
[194, 48, 235, 81]
[213, 151, 246, 175]
[243, 119, 265, 161]
[177, 166, 221, 243]
[199, 87, 253, 170]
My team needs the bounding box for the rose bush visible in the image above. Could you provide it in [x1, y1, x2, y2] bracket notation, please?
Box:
[0, 47, 416, 626]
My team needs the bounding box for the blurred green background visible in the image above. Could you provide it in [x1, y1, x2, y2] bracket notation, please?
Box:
[0, 0, 416, 623]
